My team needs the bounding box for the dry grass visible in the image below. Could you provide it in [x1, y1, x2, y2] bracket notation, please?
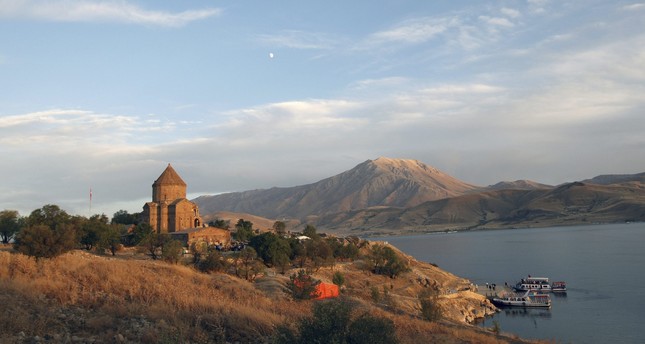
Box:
[0, 248, 540, 343]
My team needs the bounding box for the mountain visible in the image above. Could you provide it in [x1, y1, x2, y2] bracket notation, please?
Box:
[194, 157, 478, 220]
[194, 158, 645, 235]
[487, 180, 552, 190]
[315, 181, 645, 235]
[582, 172, 645, 185]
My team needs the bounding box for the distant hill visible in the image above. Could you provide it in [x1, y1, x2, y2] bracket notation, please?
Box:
[194, 157, 478, 220]
[194, 158, 645, 235]
[582, 172, 645, 185]
[487, 180, 552, 190]
[316, 182, 645, 235]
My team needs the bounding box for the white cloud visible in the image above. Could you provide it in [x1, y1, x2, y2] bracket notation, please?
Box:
[479, 15, 514, 27]
[622, 3, 645, 10]
[501, 7, 521, 18]
[0, 0, 221, 27]
[258, 30, 339, 50]
[366, 16, 455, 45]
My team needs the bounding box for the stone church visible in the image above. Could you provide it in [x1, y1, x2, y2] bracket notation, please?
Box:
[141, 164, 203, 233]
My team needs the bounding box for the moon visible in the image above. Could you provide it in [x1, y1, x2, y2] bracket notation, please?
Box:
[269, 52, 274, 59]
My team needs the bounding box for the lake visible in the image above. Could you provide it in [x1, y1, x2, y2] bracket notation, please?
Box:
[372, 223, 645, 343]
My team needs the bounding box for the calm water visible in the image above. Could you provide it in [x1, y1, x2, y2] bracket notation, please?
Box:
[372, 223, 645, 343]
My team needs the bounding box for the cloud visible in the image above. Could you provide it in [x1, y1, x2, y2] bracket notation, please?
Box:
[0, 0, 221, 26]
[622, 3, 645, 10]
[479, 15, 514, 27]
[365, 16, 454, 45]
[501, 7, 521, 18]
[257, 30, 340, 50]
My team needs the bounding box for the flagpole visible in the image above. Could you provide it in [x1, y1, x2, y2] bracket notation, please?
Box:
[89, 187, 92, 216]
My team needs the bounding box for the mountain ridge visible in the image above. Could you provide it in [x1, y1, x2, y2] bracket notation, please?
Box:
[193, 158, 645, 235]
[194, 157, 478, 220]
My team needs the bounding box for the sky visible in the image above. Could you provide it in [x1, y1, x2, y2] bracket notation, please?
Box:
[1, 0, 644, 218]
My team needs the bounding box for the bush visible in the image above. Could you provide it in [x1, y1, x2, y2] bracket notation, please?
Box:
[14, 224, 77, 260]
[198, 250, 228, 273]
[288, 269, 320, 300]
[332, 271, 345, 288]
[368, 244, 409, 278]
[419, 289, 443, 322]
[161, 239, 183, 264]
[274, 299, 399, 344]
[347, 314, 398, 344]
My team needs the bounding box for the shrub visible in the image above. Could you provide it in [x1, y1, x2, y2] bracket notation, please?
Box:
[288, 269, 320, 300]
[14, 224, 77, 260]
[419, 289, 443, 322]
[368, 244, 409, 278]
[274, 299, 399, 344]
[332, 271, 345, 288]
[161, 239, 183, 264]
[198, 250, 228, 273]
[0, 210, 22, 244]
[347, 314, 398, 344]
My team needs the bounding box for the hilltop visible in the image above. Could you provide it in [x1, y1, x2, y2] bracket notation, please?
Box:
[194, 158, 645, 236]
[195, 157, 477, 221]
[0, 246, 530, 344]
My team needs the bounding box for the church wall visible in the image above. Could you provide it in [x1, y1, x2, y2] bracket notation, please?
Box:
[153, 184, 187, 203]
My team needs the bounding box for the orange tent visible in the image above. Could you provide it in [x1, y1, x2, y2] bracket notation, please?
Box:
[313, 282, 339, 300]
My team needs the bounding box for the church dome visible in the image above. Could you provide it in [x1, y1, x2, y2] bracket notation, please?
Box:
[153, 164, 187, 186]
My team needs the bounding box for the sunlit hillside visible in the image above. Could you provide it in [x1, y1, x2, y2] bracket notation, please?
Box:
[0, 246, 537, 344]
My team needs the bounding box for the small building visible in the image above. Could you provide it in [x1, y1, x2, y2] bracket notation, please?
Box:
[169, 227, 231, 247]
[141, 164, 203, 233]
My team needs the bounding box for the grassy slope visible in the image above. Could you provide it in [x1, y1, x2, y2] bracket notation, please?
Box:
[0, 247, 536, 344]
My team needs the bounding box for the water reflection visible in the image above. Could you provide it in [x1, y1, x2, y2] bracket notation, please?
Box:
[501, 308, 552, 319]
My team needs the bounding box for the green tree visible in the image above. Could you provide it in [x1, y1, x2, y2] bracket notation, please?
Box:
[418, 289, 443, 322]
[298, 300, 352, 344]
[14, 224, 77, 260]
[248, 232, 292, 267]
[302, 224, 318, 239]
[288, 269, 320, 300]
[25, 204, 71, 230]
[274, 299, 399, 344]
[273, 220, 287, 235]
[332, 271, 345, 289]
[161, 239, 183, 264]
[190, 241, 208, 265]
[208, 218, 230, 230]
[140, 233, 169, 260]
[198, 250, 228, 273]
[14, 205, 78, 259]
[0, 210, 22, 244]
[129, 222, 154, 246]
[79, 214, 110, 250]
[111, 210, 139, 225]
[233, 246, 262, 281]
[234, 219, 254, 242]
[368, 244, 409, 278]
[96, 224, 123, 256]
[306, 238, 332, 271]
[346, 314, 398, 344]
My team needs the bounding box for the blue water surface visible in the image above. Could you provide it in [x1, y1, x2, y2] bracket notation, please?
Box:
[372, 223, 645, 343]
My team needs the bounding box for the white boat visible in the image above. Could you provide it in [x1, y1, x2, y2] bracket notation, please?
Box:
[551, 281, 567, 292]
[514, 276, 567, 293]
[514, 276, 552, 292]
[492, 291, 552, 308]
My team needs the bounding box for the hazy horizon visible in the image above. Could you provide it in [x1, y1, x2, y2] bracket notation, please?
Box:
[1, 1, 644, 217]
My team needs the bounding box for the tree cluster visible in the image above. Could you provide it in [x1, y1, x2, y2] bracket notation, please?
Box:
[367, 244, 410, 278]
[275, 299, 399, 344]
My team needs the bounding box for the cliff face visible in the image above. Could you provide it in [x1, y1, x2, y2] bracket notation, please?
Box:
[194, 157, 478, 220]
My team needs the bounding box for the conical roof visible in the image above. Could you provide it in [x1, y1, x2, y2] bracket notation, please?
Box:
[153, 164, 187, 186]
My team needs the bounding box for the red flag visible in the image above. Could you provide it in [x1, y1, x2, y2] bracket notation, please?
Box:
[90, 188, 92, 202]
